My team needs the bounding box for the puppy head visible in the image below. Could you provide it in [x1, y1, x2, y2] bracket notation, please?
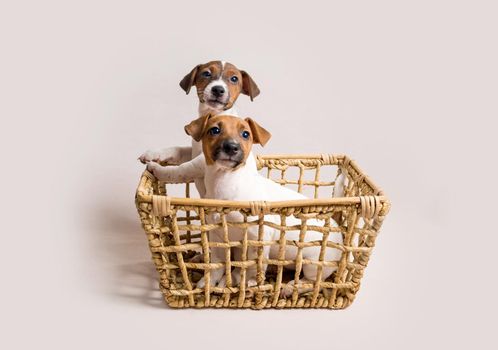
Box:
[179, 61, 260, 112]
[185, 114, 271, 170]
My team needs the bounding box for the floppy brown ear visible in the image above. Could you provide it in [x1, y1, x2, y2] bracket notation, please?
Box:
[179, 64, 200, 94]
[184, 114, 212, 142]
[245, 118, 271, 146]
[241, 70, 260, 101]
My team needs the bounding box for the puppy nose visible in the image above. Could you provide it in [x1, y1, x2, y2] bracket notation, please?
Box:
[211, 85, 225, 97]
[222, 141, 240, 155]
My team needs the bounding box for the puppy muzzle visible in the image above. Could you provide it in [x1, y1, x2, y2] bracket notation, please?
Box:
[212, 140, 244, 169]
[201, 84, 231, 110]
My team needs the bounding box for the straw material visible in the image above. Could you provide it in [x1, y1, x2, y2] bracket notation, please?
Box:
[135, 154, 390, 309]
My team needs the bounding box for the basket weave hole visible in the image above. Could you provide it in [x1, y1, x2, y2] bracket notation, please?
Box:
[163, 182, 200, 199]
[264, 166, 300, 192]
[317, 164, 341, 198]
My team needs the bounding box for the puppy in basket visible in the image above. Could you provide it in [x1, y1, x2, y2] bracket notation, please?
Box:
[147, 114, 343, 296]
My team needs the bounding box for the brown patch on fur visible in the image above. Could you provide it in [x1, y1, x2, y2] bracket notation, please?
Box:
[184, 113, 212, 142]
[244, 117, 271, 146]
[179, 64, 200, 94]
[241, 70, 260, 101]
[184, 115, 271, 166]
[220, 62, 243, 109]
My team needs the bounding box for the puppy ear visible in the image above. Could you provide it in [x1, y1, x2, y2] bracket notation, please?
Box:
[184, 114, 212, 142]
[179, 64, 200, 94]
[240, 70, 260, 101]
[245, 118, 271, 146]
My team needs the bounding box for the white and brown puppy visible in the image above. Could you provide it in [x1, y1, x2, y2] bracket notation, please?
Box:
[147, 115, 343, 297]
[139, 61, 260, 197]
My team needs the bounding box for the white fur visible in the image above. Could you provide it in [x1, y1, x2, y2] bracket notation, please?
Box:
[202, 78, 229, 107]
[197, 94, 236, 122]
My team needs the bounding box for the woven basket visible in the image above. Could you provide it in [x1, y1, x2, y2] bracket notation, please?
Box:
[135, 154, 390, 309]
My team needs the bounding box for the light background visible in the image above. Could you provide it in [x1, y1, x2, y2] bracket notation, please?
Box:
[1, 1, 497, 349]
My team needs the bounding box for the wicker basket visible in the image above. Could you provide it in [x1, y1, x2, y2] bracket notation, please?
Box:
[135, 154, 390, 309]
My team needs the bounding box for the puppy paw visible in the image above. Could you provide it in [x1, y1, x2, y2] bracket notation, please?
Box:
[196, 277, 206, 288]
[217, 275, 227, 288]
[247, 278, 258, 287]
[214, 273, 248, 288]
[229, 269, 257, 287]
[231, 269, 241, 286]
[196, 270, 225, 289]
[146, 161, 168, 180]
[197, 277, 220, 289]
[139, 148, 179, 165]
[146, 161, 160, 176]
[139, 149, 161, 164]
[189, 253, 204, 263]
[280, 281, 295, 298]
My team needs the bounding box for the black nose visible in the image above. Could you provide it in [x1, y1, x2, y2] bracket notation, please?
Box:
[211, 85, 225, 97]
[222, 141, 240, 156]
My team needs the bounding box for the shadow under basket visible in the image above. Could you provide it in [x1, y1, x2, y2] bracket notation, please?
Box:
[135, 154, 390, 309]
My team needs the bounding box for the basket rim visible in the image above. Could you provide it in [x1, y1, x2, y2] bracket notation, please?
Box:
[136, 153, 390, 211]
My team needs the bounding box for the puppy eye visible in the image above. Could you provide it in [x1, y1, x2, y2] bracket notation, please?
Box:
[230, 76, 238, 83]
[209, 126, 221, 135]
[241, 131, 250, 139]
[202, 71, 212, 78]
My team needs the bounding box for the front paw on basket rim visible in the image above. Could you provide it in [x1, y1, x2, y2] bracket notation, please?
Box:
[146, 161, 162, 177]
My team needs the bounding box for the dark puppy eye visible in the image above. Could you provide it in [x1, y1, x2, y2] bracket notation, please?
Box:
[202, 71, 212, 78]
[230, 76, 238, 83]
[209, 126, 221, 135]
[241, 131, 250, 139]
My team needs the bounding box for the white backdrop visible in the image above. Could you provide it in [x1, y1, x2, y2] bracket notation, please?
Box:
[1, 1, 497, 349]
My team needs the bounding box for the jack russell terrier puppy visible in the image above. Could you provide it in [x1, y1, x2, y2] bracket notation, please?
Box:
[139, 60, 260, 197]
[147, 115, 343, 297]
